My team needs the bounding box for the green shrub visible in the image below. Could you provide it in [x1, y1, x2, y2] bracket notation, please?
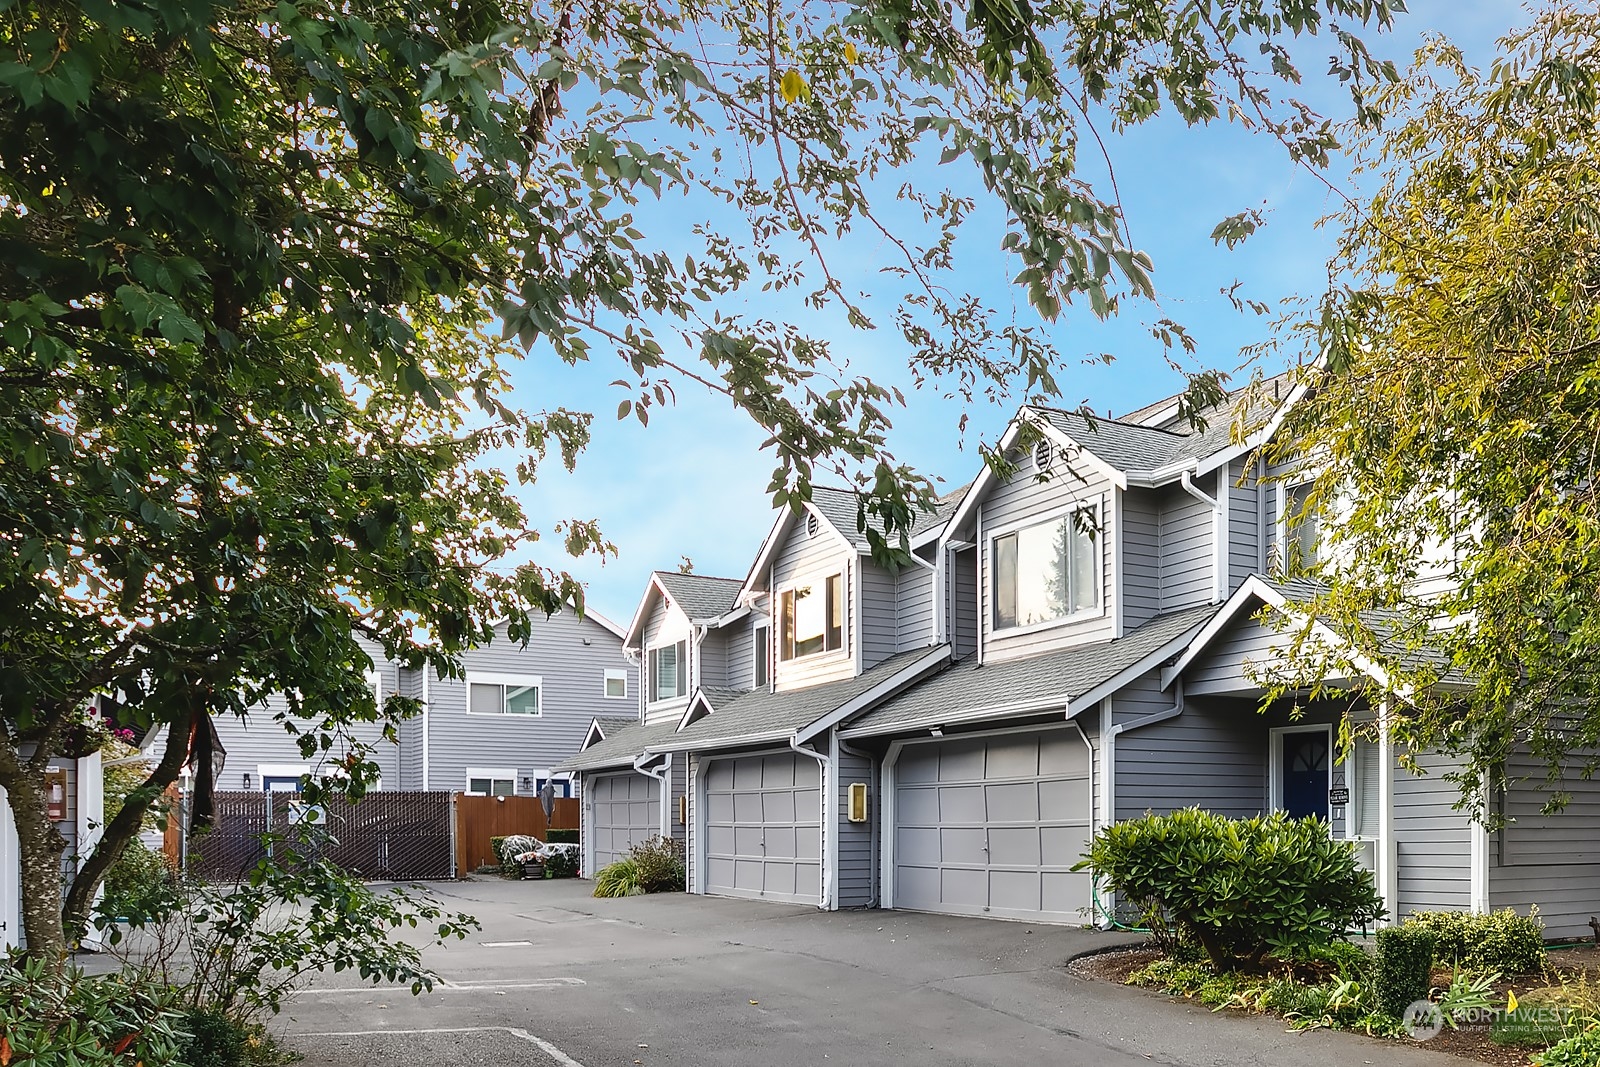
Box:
[627, 836, 685, 892]
[489, 835, 508, 864]
[1534, 1024, 1600, 1067]
[1076, 808, 1385, 969]
[1290, 939, 1373, 982]
[0, 955, 187, 1066]
[100, 840, 175, 921]
[593, 859, 644, 898]
[1374, 925, 1435, 1019]
[1404, 907, 1546, 975]
[547, 828, 579, 844]
[544, 849, 579, 878]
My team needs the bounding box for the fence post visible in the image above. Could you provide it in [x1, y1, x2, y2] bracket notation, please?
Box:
[448, 791, 458, 879]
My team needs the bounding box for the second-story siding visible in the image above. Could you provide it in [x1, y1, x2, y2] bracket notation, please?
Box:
[951, 546, 978, 659]
[1158, 482, 1213, 610]
[1122, 488, 1162, 629]
[978, 458, 1115, 663]
[426, 611, 635, 792]
[895, 562, 935, 652]
[860, 559, 898, 670]
[771, 517, 856, 691]
[1228, 457, 1263, 591]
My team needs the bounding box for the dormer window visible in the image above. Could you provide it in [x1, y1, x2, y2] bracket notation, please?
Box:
[992, 506, 1099, 630]
[779, 574, 844, 661]
[649, 640, 688, 702]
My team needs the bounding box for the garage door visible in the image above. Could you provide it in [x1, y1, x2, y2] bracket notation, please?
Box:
[892, 727, 1091, 923]
[589, 772, 661, 870]
[704, 753, 822, 905]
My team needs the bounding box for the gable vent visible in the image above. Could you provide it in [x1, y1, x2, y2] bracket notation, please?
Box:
[806, 512, 821, 538]
[1033, 439, 1054, 473]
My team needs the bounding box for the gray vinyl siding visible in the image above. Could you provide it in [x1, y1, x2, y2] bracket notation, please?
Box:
[1183, 613, 1287, 697]
[771, 520, 856, 692]
[836, 742, 875, 908]
[894, 564, 935, 653]
[979, 459, 1115, 663]
[1111, 680, 1265, 821]
[1392, 751, 1472, 915]
[1121, 488, 1162, 630]
[1158, 483, 1213, 611]
[668, 755, 688, 844]
[424, 611, 635, 792]
[951, 547, 978, 660]
[211, 640, 402, 789]
[1227, 457, 1261, 593]
[641, 592, 692, 726]
[860, 559, 899, 671]
[718, 613, 760, 691]
[698, 629, 729, 691]
[397, 667, 424, 789]
[1488, 746, 1600, 939]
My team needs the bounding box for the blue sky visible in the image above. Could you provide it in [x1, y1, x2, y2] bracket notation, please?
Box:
[506, 2, 1517, 625]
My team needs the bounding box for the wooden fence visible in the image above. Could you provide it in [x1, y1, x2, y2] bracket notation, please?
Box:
[454, 793, 579, 874]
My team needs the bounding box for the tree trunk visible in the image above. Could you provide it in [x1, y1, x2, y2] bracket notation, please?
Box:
[6, 766, 69, 965]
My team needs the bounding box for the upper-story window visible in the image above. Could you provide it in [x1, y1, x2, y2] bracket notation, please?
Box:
[992, 506, 1099, 630]
[603, 668, 628, 699]
[780, 575, 844, 661]
[1282, 482, 1319, 575]
[649, 640, 687, 702]
[468, 673, 542, 716]
[753, 623, 770, 687]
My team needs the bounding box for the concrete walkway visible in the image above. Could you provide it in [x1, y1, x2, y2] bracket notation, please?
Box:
[279, 878, 1467, 1067]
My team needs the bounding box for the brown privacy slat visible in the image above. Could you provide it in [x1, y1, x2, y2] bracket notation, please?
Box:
[452, 794, 579, 875]
[187, 791, 455, 881]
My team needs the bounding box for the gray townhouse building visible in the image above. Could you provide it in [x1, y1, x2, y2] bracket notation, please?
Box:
[559, 374, 1600, 939]
[211, 610, 636, 799]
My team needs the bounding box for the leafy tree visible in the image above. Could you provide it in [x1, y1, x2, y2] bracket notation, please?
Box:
[1260, 4, 1600, 817]
[2, 0, 1400, 963]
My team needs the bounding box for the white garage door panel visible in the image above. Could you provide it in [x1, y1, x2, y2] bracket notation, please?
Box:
[590, 772, 661, 870]
[893, 728, 1092, 924]
[704, 753, 822, 905]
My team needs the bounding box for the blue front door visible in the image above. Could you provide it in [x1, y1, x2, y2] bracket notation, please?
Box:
[1281, 731, 1330, 821]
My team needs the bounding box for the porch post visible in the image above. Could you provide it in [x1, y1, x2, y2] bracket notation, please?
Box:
[1377, 697, 1397, 925]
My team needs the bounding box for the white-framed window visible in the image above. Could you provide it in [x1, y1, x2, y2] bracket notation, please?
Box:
[753, 622, 770, 688]
[257, 763, 310, 793]
[648, 640, 688, 702]
[603, 668, 628, 700]
[1281, 481, 1319, 575]
[467, 673, 542, 717]
[991, 505, 1099, 631]
[779, 574, 845, 661]
[366, 668, 383, 712]
[465, 768, 518, 796]
[1350, 735, 1380, 839]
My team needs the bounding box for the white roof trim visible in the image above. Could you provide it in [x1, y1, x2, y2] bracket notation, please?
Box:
[1070, 618, 1217, 711]
[940, 413, 1028, 542]
[792, 645, 953, 744]
[1160, 576, 1396, 693]
[622, 573, 695, 650]
[581, 607, 628, 641]
[675, 689, 719, 732]
[1188, 374, 1314, 478]
[838, 695, 1072, 740]
[1031, 411, 1131, 490]
[737, 501, 855, 600]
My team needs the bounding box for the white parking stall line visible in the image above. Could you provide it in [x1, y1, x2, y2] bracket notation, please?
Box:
[297, 1026, 588, 1066]
[294, 977, 585, 996]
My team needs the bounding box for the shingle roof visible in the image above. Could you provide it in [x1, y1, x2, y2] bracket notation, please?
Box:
[650, 647, 949, 752]
[1032, 373, 1293, 477]
[654, 571, 743, 621]
[554, 718, 684, 773]
[593, 716, 638, 738]
[1258, 576, 1457, 678]
[841, 605, 1219, 738]
[808, 484, 970, 550]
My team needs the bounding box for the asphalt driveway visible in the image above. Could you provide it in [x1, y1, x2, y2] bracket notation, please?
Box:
[279, 878, 1463, 1067]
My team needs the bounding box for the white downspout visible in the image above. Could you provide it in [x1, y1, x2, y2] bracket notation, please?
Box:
[1378, 696, 1397, 925]
[791, 735, 833, 911]
[1096, 680, 1186, 928]
[838, 738, 880, 907]
[634, 751, 672, 838]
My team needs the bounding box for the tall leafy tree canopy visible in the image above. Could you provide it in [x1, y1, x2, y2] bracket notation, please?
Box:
[1262, 4, 1600, 817]
[1, 0, 1398, 960]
